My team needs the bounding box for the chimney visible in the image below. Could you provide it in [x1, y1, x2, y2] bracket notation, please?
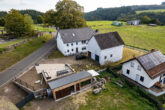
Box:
[151, 49, 156, 52]
[95, 29, 99, 33]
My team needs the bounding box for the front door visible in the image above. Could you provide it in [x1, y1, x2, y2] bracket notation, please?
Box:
[76, 48, 78, 53]
[95, 55, 99, 62]
[76, 83, 80, 91]
[88, 51, 91, 58]
[135, 74, 140, 82]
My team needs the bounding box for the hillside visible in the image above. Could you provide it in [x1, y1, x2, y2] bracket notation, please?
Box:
[85, 3, 165, 22]
[136, 9, 165, 14]
[87, 21, 165, 53]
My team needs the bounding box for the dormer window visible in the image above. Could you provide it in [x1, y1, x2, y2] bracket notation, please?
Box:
[82, 40, 86, 44]
[131, 62, 134, 67]
[137, 65, 141, 71]
[71, 43, 73, 46]
[67, 44, 69, 46]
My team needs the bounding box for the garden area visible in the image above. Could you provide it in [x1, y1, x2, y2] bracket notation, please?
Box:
[87, 21, 165, 54]
[78, 67, 160, 110]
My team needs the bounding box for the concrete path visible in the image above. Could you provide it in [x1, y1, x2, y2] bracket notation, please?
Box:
[0, 38, 56, 87]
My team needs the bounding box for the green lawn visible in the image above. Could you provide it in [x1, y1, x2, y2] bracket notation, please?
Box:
[0, 35, 53, 72]
[136, 9, 165, 14]
[33, 25, 56, 32]
[87, 21, 165, 54]
[79, 71, 157, 110]
[0, 39, 25, 49]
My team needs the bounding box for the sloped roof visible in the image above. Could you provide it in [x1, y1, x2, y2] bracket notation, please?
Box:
[94, 32, 124, 50]
[137, 51, 165, 79]
[58, 28, 95, 43]
[48, 71, 92, 90]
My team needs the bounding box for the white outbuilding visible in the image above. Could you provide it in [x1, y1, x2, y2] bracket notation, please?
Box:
[122, 50, 165, 89]
[56, 28, 96, 56]
[87, 32, 125, 65]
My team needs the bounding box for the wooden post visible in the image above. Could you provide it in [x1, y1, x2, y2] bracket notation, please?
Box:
[52, 90, 56, 100]
[74, 84, 76, 92]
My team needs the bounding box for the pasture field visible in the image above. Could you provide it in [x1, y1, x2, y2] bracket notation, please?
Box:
[33, 25, 56, 32]
[87, 21, 165, 53]
[136, 9, 165, 14]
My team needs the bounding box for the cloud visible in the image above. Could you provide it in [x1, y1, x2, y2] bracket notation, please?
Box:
[0, 0, 32, 5]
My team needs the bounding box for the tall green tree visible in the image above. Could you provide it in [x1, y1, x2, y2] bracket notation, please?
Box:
[141, 16, 151, 24]
[55, 0, 86, 29]
[44, 10, 56, 26]
[37, 15, 43, 24]
[0, 17, 5, 26]
[24, 14, 34, 25]
[5, 9, 32, 37]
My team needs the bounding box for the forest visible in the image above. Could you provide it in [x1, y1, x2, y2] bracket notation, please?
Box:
[0, 9, 43, 24]
[85, 2, 165, 24]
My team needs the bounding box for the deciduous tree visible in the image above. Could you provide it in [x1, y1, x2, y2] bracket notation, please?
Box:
[5, 9, 32, 37]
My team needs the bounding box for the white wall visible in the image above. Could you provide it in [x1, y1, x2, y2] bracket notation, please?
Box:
[87, 37, 101, 60]
[88, 37, 124, 65]
[99, 45, 124, 65]
[57, 32, 89, 56]
[57, 33, 65, 55]
[122, 59, 160, 88]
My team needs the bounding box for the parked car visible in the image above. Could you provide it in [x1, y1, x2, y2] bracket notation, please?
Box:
[75, 54, 87, 60]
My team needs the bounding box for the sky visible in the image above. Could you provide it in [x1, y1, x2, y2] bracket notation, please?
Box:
[0, 0, 164, 12]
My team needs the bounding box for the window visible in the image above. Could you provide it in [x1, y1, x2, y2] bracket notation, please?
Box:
[140, 76, 144, 82]
[72, 49, 74, 51]
[131, 62, 134, 67]
[67, 50, 69, 52]
[67, 44, 69, 46]
[110, 54, 113, 57]
[137, 65, 141, 71]
[104, 56, 107, 59]
[71, 43, 73, 46]
[82, 40, 86, 44]
[76, 42, 78, 45]
[81, 79, 91, 87]
[82, 47, 86, 50]
[126, 69, 130, 74]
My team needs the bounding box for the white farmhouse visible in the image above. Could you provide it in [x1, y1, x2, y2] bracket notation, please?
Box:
[56, 28, 95, 56]
[127, 20, 141, 25]
[87, 32, 125, 65]
[122, 50, 165, 89]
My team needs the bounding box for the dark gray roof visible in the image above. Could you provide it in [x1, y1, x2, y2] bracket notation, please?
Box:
[58, 28, 95, 43]
[48, 71, 92, 90]
[137, 51, 165, 70]
[94, 32, 124, 50]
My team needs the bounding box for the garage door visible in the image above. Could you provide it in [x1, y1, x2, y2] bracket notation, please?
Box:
[56, 87, 71, 99]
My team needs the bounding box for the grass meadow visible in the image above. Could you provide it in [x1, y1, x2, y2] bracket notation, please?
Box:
[33, 25, 56, 32]
[78, 71, 157, 110]
[87, 21, 165, 53]
[136, 9, 165, 14]
[0, 39, 25, 49]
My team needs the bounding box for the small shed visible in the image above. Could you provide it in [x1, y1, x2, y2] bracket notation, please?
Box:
[112, 22, 123, 26]
[127, 20, 141, 25]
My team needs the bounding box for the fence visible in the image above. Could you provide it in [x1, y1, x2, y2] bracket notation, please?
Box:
[16, 93, 34, 109]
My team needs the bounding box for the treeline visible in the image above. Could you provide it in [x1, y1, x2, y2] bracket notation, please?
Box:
[85, 2, 165, 25]
[0, 9, 43, 24]
[84, 7, 135, 21]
